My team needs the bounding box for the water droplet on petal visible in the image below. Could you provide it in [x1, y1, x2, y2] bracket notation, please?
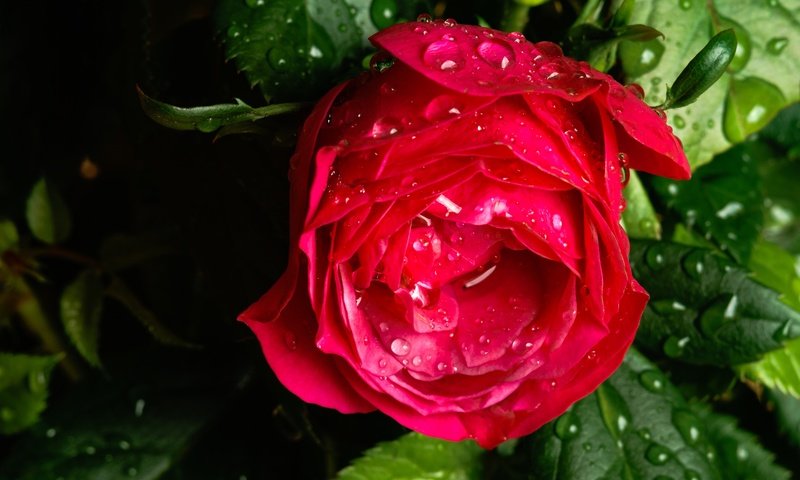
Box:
[284, 332, 297, 351]
[423, 40, 464, 72]
[390, 338, 411, 356]
[477, 40, 515, 70]
[412, 355, 423, 367]
[371, 117, 402, 138]
[424, 95, 464, 121]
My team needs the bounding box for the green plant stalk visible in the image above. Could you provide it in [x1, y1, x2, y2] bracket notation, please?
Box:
[13, 278, 83, 380]
[500, 1, 532, 33]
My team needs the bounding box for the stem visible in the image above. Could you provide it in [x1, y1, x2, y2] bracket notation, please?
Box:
[13, 278, 83, 380]
[500, 1, 532, 33]
[28, 245, 101, 268]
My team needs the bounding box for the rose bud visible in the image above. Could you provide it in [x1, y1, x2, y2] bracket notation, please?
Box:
[241, 19, 690, 448]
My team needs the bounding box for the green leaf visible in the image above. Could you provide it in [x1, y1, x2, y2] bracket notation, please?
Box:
[137, 87, 309, 133]
[215, 0, 368, 101]
[693, 406, 791, 480]
[652, 143, 763, 264]
[759, 102, 800, 151]
[663, 29, 737, 109]
[518, 349, 721, 479]
[60, 270, 105, 368]
[0, 219, 19, 253]
[735, 240, 800, 397]
[105, 276, 200, 349]
[25, 178, 72, 245]
[767, 388, 800, 449]
[0, 350, 252, 480]
[630, 240, 800, 365]
[619, 0, 800, 169]
[622, 170, 661, 240]
[336, 432, 483, 480]
[0, 353, 60, 435]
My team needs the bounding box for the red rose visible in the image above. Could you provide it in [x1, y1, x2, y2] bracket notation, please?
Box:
[241, 19, 689, 448]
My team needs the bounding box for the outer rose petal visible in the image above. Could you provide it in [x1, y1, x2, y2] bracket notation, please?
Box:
[241, 274, 374, 414]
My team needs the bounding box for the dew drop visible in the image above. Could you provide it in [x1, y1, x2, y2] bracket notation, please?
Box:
[390, 338, 411, 356]
[245, 0, 265, 7]
[227, 25, 242, 38]
[645, 443, 671, 465]
[412, 355, 423, 367]
[645, 243, 669, 270]
[673, 115, 686, 129]
[424, 95, 464, 122]
[663, 335, 690, 357]
[766, 36, 789, 55]
[423, 40, 464, 72]
[639, 370, 666, 393]
[551, 214, 563, 230]
[673, 409, 702, 445]
[723, 77, 786, 143]
[699, 295, 738, 336]
[619, 39, 665, 77]
[267, 47, 291, 72]
[371, 117, 402, 138]
[476, 40, 515, 70]
[436, 362, 448, 371]
[554, 412, 581, 440]
[715, 201, 743, 219]
[678, 0, 692, 9]
[370, 0, 398, 30]
[685, 470, 701, 480]
[680, 250, 705, 280]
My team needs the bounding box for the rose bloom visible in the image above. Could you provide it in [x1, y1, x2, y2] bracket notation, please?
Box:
[241, 19, 689, 448]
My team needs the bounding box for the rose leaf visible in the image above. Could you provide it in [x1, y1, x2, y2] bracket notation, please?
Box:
[25, 178, 72, 245]
[619, 0, 800, 169]
[693, 406, 791, 480]
[513, 349, 721, 479]
[336, 432, 483, 480]
[766, 388, 800, 449]
[0, 353, 60, 435]
[60, 270, 105, 368]
[0, 351, 253, 479]
[214, 0, 369, 101]
[623, 170, 662, 240]
[0, 219, 19, 253]
[737, 240, 800, 397]
[651, 142, 763, 265]
[630, 240, 800, 366]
